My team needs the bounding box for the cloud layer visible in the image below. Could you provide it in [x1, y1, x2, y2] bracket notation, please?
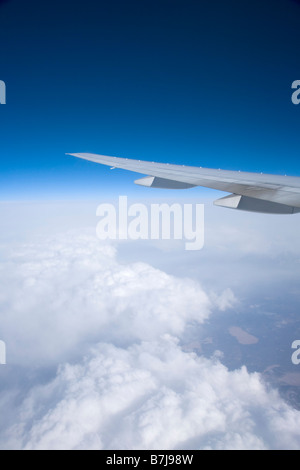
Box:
[4, 338, 300, 450]
[0, 231, 213, 366]
[0, 203, 300, 450]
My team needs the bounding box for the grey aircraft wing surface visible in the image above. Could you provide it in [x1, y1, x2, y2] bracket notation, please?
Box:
[67, 152, 300, 214]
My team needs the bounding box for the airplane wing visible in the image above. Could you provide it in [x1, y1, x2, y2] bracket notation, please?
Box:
[67, 152, 300, 214]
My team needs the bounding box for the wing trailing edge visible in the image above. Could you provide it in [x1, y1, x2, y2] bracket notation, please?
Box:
[67, 153, 300, 214]
[214, 194, 300, 214]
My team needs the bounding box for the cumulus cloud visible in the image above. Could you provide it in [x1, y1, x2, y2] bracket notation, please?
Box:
[210, 288, 237, 312]
[3, 337, 300, 450]
[0, 230, 215, 366]
[0, 201, 300, 450]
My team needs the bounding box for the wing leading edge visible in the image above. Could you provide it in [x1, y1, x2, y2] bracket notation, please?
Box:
[67, 153, 300, 214]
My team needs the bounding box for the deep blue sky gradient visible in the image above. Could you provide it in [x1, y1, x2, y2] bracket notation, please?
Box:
[0, 0, 300, 199]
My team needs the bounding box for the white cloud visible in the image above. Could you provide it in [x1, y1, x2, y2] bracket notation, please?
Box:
[210, 288, 237, 311]
[3, 337, 300, 450]
[1, 202, 300, 450]
[0, 231, 213, 366]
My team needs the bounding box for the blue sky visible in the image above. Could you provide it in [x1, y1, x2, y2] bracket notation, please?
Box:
[0, 0, 300, 199]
